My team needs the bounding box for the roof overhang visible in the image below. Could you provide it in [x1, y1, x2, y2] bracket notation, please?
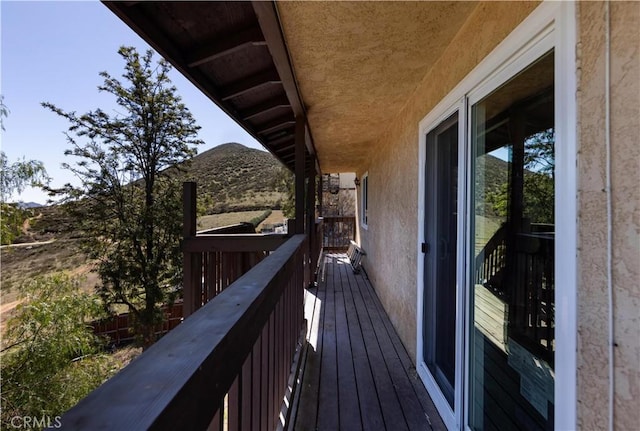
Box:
[104, 1, 480, 174]
[276, 1, 478, 172]
[103, 1, 318, 175]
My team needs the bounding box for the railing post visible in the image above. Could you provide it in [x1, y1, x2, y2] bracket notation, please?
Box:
[183, 182, 201, 317]
[307, 163, 317, 281]
[294, 117, 305, 234]
[317, 174, 323, 217]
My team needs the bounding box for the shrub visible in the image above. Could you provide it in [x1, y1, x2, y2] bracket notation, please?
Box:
[0, 274, 119, 427]
[249, 209, 272, 227]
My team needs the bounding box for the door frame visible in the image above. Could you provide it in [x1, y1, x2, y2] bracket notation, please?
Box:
[415, 2, 577, 429]
[419, 106, 467, 429]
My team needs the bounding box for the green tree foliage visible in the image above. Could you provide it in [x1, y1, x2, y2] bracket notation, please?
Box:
[0, 274, 114, 427]
[42, 46, 203, 347]
[1, 97, 49, 244]
[248, 209, 272, 227]
[0, 152, 49, 203]
[485, 130, 555, 225]
[274, 165, 295, 218]
[0, 204, 29, 245]
[1, 94, 9, 131]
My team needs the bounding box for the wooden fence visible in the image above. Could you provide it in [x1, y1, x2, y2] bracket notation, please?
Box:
[92, 303, 183, 345]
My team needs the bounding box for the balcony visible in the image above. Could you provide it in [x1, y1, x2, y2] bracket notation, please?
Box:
[56, 183, 442, 430]
[293, 253, 445, 430]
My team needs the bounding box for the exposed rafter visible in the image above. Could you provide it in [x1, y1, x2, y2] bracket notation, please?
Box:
[256, 116, 295, 136]
[267, 134, 294, 148]
[272, 143, 295, 153]
[220, 70, 281, 101]
[240, 96, 291, 121]
[186, 26, 266, 68]
[103, 1, 317, 175]
[252, 1, 320, 174]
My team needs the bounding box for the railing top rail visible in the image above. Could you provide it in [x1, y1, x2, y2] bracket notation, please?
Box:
[190, 233, 288, 239]
[319, 216, 356, 221]
[182, 233, 289, 252]
[59, 234, 307, 430]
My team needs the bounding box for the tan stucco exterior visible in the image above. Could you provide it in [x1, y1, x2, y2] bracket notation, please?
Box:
[281, 0, 639, 428]
[358, 0, 540, 362]
[277, 1, 478, 173]
[576, 2, 640, 429]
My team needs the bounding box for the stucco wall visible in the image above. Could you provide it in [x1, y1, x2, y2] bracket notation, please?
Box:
[357, 1, 539, 361]
[576, 2, 640, 429]
[353, 2, 639, 427]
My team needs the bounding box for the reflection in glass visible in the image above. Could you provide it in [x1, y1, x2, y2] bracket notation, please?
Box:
[469, 51, 555, 430]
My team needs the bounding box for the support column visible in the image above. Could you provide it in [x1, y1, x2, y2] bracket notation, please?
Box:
[294, 117, 306, 234]
[182, 182, 201, 318]
[307, 161, 317, 275]
[317, 174, 324, 217]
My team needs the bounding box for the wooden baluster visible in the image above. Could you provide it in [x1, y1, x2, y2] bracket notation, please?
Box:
[267, 313, 276, 431]
[241, 353, 253, 431]
[228, 375, 240, 431]
[251, 335, 262, 430]
[260, 324, 269, 431]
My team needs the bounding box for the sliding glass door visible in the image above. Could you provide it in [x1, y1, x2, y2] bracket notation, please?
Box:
[468, 50, 555, 431]
[423, 113, 459, 409]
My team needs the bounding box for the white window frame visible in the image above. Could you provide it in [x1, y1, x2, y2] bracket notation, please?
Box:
[416, 2, 577, 430]
[361, 172, 369, 230]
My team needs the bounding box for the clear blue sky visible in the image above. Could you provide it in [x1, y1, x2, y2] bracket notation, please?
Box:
[1, 0, 263, 204]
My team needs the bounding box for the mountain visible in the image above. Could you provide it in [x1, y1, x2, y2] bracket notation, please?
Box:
[17, 201, 43, 209]
[185, 142, 286, 214]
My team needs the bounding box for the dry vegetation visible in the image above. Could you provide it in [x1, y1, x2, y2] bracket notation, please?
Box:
[257, 210, 286, 231]
[1, 143, 288, 328]
[0, 210, 96, 330]
[197, 210, 268, 231]
[185, 142, 287, 214]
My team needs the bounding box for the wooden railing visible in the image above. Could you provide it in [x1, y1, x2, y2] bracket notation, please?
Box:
[321, 216, 356, 251]
[58, 234, 308, 430]
[511, 231, 554, 364]
[182, 182, 291, 317]
[474, 224, 507, 295]
[182, 233, 289, 317]
[474, 223, 554, 364]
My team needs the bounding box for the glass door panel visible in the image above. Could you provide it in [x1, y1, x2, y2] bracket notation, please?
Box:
[469, 51, 555, 430]
[424, 112, 458, 408]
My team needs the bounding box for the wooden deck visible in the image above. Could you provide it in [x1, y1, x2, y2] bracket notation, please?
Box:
[291, 253, 446, 431]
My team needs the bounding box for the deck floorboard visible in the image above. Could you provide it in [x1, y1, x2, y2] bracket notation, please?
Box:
[293, 253, 446, 431]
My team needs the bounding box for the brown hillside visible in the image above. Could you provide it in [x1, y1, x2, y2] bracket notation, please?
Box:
[185, 142, 286, 214]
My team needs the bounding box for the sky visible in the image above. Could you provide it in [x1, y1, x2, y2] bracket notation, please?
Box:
[1, 0, 264, 204]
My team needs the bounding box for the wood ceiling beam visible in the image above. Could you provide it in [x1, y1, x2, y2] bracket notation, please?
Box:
[273, 143, 295, 153]
[186, 26, 266, 68]
[256, 116, 295, 136]
[240, 95, 291, 121]
[267, 134, 294, 148]
[103, 1, 317, 174]
[220, 70, 281, 101]
[252, 1, 319, 170]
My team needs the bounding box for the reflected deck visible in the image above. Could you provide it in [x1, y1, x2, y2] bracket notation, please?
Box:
[292, 253, 445, 430]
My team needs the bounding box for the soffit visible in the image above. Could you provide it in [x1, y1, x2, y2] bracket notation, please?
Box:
[276, 1, 478, 172]
[103, 1, 315, 175]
